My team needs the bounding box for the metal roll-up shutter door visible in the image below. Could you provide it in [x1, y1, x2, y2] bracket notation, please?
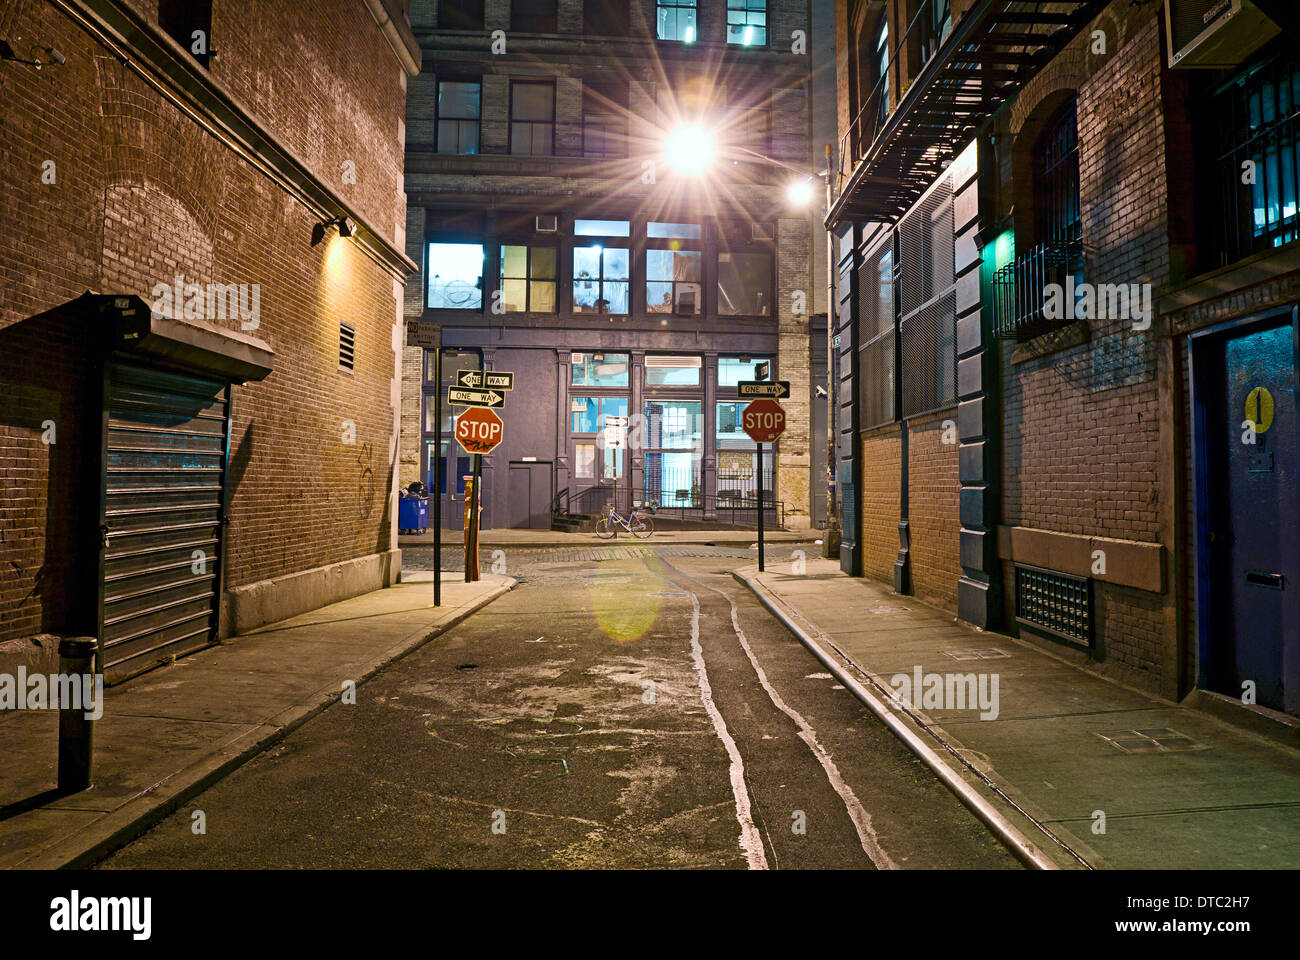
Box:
[99, 361, 230, 683]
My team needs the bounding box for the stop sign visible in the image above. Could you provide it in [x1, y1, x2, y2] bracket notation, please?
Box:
[742, 398, 786, 443]
[455, 407, 504, 455]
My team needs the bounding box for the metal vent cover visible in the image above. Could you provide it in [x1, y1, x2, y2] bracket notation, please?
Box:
[339, 322, 356, 371]
[1015, 563, 1092, 647]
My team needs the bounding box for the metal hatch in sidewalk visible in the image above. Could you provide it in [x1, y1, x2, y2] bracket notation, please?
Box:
[90, 295, 273, 683]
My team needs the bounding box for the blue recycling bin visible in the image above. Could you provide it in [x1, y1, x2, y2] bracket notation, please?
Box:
[398, 495, 428, 534]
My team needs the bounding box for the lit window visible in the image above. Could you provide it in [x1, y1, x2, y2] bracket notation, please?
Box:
[656, 0, 696, 42]
[575, 219, 631, 236]
[718, 356, 771, 386]
[436, 81, 480, 154]
[427, 242, 485, 310]
[573, 245, 630, 314]
[726, 0, 766, 47]
[500, 245, 556, 312]
[572, 352, 630, 386]
[647, 222, 702, 239]
[645, 355, 702, 386]
[646, 249, 701, 315]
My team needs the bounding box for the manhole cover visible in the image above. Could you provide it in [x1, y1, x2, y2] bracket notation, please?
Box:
[943, 648, 1012, 660]
[1095, 728, 1208, 754]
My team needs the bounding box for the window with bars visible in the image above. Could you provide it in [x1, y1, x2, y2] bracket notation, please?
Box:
[1036, 98, 1082, 248]
[1215, 45, 1300, 264]
[510, 81, 554, 156]
[897, 175, 956, 417]
[726, 0, 767, 47]
[657, 0, 697, 42]
[1015, 565, 1092, 647]
[857, 236, 895, 429]
[436, 81, 480, 155]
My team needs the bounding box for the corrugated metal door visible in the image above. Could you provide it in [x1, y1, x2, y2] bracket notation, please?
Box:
[98, 361, 231, 683]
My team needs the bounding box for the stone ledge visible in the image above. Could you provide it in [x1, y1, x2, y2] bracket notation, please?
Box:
[996, 525, 1163, 593]
[1009, 320, 1090, 364]
[220, 550, 401, 637]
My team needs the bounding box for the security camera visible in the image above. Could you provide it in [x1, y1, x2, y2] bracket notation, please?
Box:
[815, 385, 828, 397]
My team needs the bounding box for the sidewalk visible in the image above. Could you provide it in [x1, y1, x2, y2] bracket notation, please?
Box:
[0, 571, 514, 870]
[400, 528, 814, 547]
[737, 559, 1300, 870]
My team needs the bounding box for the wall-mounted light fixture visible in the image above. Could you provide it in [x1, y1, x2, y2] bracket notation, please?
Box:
[311, 215, 356, 247]
[0, 39, 66, 69]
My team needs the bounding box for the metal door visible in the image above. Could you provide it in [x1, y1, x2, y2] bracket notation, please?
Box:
[507, 461, 553, 528]
[1201, 319, 1298, 713]
[98, 361, 230, 683]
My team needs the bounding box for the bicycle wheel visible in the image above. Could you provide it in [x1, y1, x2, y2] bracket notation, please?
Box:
[630, 514, 654, 539]
[594, 517, 615, 540]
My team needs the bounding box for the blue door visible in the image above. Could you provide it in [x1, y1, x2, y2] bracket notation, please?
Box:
[1198, 316, 1299, 714]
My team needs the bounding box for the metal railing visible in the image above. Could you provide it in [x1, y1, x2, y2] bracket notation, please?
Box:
[990, 239, 1083, 341]
[552, 483, 785, 530]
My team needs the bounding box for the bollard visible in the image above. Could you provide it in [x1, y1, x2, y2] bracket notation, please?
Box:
[57, 637, 97, 793]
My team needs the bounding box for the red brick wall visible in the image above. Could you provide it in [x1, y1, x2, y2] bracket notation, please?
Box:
[859, 424, 900, 584]
[0, 0, 408, 640]
[907, 409, 960, 610]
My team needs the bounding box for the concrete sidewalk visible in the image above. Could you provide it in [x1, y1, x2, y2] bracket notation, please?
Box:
[0, 571, 514, 870]
[737, 559, 1300, 870]
[400, 527, 815, 547]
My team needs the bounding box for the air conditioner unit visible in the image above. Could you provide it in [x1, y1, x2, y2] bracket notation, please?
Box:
[535, 214, 558, 232]
[1165, 0, 1281, 69]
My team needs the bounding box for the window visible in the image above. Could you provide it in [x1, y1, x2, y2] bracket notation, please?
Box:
[575, 219, 631, 237]
[574, 245, 630, 314]
[644, 400, 702, 506]
[875, 17, 890, 118]
[919, 0, 951, 63]
[717, 252, 771, 316]
[512, 0, 556, 33]
[574, 443, 597, 479]
[898, 177, 956, 416]
[718, 356, 771, 387]
[1035, 98, 1081, 247]
[657, 0, 696, 43]
[572, 352, 629, 386]
[570, 396, 628, 433]
[726, 0, 767, 47]
[584, 0, 629, 35]
[436, 81, 480, 154]
[1215, 46, 1300, 263]
[645, 355, 702, 386]
[716, 402, 773, 499]
[857, 238, 894, 429]
[729, 89, 771, 158]
[646, 249, 702, 315]
[439, 0, 484, 29]
[511, 82, 554, 156]
[159, 0, 212, 68]
[584, 82, 627, 158]
[427, 242, 485, 310]
[500, 245, 556, 312]
[648, 222, 702, 239]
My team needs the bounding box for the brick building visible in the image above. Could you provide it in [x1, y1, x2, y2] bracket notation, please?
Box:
[0, 0, 419, 681]
[400, 0, 829, 531]
[829, 0, 1299, 718]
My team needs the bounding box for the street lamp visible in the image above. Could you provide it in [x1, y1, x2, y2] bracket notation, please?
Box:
[787, 177, 816, 207]
[664, 125, 715, 174]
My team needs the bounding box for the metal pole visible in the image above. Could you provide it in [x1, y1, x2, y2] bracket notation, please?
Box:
[434, 348, 441, 606]
[471, 452, 481, 581]
[757, 441, 765, 572]
[57, 637, 96, 793]
[823, 143, 841, 559]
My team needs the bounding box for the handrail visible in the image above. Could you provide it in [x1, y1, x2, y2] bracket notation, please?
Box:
[990, 239, 1083, 340]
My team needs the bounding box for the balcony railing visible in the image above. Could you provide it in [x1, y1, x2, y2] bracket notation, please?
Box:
[990, 240, 1083, 341]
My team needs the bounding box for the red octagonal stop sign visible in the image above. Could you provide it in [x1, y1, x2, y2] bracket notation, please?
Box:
[742, 398, 786, 444]
[456, 406, 504, 455]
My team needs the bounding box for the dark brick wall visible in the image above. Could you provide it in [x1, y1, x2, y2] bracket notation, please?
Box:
[907, 408, 960, 610]
[0, 0, 409, 640]
[858, 423, 899, 584]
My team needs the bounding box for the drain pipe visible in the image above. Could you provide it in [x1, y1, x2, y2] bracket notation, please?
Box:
[742, 576, 1063, 870]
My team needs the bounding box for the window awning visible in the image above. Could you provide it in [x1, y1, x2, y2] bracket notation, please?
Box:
[828, 0, 1106, 228]
[85, 293, 274, 384]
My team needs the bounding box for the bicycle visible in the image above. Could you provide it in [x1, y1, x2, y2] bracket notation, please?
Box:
[594, 502, 655, 539]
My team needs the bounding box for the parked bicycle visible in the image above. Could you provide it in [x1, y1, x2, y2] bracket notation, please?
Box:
[594, 502, 655, 539]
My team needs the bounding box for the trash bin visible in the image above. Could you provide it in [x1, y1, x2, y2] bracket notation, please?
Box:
[398, 494, 428, 534]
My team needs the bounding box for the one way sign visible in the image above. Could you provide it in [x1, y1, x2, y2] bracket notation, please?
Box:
[738, 380, 790, 399]
[457, 370, 515, 391]
[448, 387, 505, 407]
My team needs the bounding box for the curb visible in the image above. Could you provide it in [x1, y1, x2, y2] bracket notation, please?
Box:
[18, 579, 517, 870]
[733, 567, 1084, 871]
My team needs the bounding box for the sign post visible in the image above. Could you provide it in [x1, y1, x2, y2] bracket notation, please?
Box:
[453, 397, 506, 582]
[407, 322, 441, 605]
[741, 397, 787, 572]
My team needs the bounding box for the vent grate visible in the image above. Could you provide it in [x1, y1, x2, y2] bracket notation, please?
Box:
[1015, 564, 1091, 646]
[339, 322, 356, 371]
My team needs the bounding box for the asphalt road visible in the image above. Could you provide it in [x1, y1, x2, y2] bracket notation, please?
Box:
[97, 545, 1017, 869]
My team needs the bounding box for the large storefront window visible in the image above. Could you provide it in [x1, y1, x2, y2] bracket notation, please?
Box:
[572, 352, 629, 386]
[716, 401, 773, 500]
[427, 242, 485, 310]
[644, 400, 702, 506]
[645, 355, 701, 386]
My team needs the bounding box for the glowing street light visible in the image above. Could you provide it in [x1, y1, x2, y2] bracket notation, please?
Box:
[665, 125, 715, 174]
[787, 177, 815, 206]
